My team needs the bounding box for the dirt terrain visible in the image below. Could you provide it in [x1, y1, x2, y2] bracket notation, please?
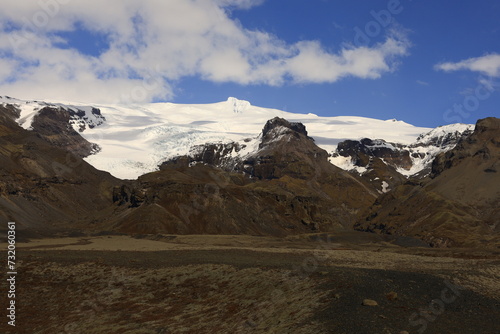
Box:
[1, 232, 499, 334]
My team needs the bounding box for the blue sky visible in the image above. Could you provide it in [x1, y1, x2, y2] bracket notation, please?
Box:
[1, 0, 499, 127]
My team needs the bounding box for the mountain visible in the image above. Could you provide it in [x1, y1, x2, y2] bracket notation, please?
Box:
[107, 117, 377, 235]
[330, 124, 474, 192]
[1, 95, 497, 247]
[0, 96, 377, 236]
[355, 117, 500, 248]
[2, 96, 438, 180]
[0, 103, 121, 238]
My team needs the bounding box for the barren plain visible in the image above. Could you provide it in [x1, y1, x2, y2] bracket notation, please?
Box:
[1, 232, 499, 334]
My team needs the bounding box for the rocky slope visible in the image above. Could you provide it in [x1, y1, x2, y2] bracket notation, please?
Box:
[355, 117, 500, 247]
[0, 104, 120, 237]
[168, 123, 473, 196]
[329, 124, 474, 193]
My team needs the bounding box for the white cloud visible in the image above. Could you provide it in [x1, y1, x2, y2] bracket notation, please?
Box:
[0, 0, 411, 103]
[284, 37, 408, 84]
[435, 53, 500, 77]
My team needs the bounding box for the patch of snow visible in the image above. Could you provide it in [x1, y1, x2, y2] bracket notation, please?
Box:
[0, 96, 46, 130]
[328, 155, 368, 175]
[381, 181, 390, 193]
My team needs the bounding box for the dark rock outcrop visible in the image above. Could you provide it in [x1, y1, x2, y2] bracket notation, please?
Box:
[161, 142, 246, 172]
[261, 117, 308, 140]
[337, 138, 412, 170]
[243, 118, 328, 180]
[31, 107, 101, 157]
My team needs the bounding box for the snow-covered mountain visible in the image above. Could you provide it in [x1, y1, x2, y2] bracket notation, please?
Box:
[1, 95, 472, 179]
[331, 123, 474, 178]
[0, 95, 105, 131]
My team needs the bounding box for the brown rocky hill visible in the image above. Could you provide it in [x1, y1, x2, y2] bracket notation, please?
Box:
[355, 117, 500, 248]
[107, 118, 377, 235]
[0, 105, 121, 237]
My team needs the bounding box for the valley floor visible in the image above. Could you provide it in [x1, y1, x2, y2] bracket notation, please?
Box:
[1, 233, 499, 334]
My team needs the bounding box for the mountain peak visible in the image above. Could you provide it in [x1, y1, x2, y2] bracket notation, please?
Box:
[226, 97, 250, 113]
[262, 117, 308, 137]
[475, 116, 500, 133]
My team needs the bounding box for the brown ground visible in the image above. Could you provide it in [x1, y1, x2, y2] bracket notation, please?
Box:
[1, 232, 499, 334]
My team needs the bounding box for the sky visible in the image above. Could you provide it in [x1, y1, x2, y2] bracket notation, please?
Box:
[0, 0, 499, 127]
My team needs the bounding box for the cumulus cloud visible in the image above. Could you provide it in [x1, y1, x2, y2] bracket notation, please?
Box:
[284, 37, 408, 84]
[0, 0, 411, 103]
[435, 53, 500, 77]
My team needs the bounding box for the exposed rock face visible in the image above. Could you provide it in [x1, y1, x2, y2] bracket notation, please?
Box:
[334, 124, 473, 177]
[261, 117, 308, 139]
[112, 185, 145, 208]
[31, 107, 101, 157]
[161, 142, 246, 171]
[355, 117, 500, 248]
[243, 117, 329, 180]
[334, 138, 410, 194]
[337, 138, 412, 171]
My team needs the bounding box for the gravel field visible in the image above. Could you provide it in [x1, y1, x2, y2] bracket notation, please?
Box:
[1, 234, 498, 334]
